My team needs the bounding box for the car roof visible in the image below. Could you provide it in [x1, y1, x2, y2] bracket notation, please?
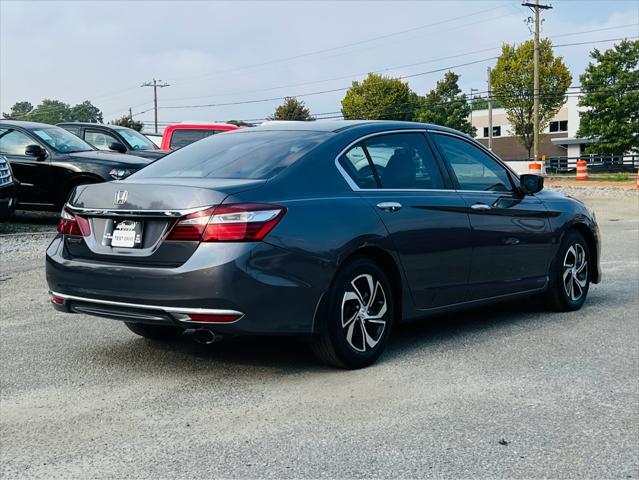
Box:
[165, 123, 239, 130]
[0, 120, 63, 130]
[253, 120, 468, 136]
[57, 122, 126, 129]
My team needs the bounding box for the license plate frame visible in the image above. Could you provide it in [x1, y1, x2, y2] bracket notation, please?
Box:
[103, 219, 143, 248]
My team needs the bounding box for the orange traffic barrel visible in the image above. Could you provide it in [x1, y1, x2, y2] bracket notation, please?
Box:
[528, 162, 542, 175]
[576, 160, 588, 180]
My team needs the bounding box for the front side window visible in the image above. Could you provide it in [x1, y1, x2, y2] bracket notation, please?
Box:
[0, 128, 37, 156]
[132, 130, 328, 180]
[85, 130, 119, 151]
[31, 126, 93, 153]
[363, 133, 444, 189]
[114, 127, 156, 151]
[431, 133, 512, 192]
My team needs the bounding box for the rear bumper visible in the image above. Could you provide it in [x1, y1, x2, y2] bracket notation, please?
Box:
[46, 235, 332, 335]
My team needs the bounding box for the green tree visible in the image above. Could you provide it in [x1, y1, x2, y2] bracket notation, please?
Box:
[415, 71, 475, 136]
[26, 99, 73, 124]
[471, 96, 503, 111]
[341, 73, 417, 121]
[111, 115, 144, 132]
[267, 97, 314, 121]
[2, 101, 33, 119]
[226, 119, 255, 127]
[577, 40, 639, 155]
[491, 39, 572, 158]
[2, 99, 104, 124]
[70, 100, 103, 123]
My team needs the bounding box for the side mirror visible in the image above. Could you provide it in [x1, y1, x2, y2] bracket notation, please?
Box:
[25, 144, 46, 160]
[520, 174, 544, 195]
[108, 142, 127, 154]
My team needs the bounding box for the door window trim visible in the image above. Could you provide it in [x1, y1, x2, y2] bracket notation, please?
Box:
[334, 129, 453, 192]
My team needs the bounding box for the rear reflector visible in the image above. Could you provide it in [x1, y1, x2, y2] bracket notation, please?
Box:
[186, 313, 241, 323]
[51, 295, 65, 305]
[166, 204, 285, 242]
[57, 208, 90, 237]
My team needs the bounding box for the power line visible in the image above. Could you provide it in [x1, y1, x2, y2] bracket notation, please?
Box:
[156, 28, 638, 106]
[167, 4, 512, 85]
[132, 35, 636, 116]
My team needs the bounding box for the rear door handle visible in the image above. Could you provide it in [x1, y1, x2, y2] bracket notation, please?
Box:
[470, 203, 492, 211]
[376, 202, 402, 212]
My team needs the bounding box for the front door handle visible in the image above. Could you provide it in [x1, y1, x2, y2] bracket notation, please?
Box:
[376, 202, 402, 212]
[470, 203, 492, 211]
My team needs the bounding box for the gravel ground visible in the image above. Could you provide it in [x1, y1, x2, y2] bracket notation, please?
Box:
[1, 194, 638, 479]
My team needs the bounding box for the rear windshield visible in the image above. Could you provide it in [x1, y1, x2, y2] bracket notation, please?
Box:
[169, 129, 217, 149]
[132, 130, 329, 180]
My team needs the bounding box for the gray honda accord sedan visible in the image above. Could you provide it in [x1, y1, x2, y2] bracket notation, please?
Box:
[46, 120, 601, 368]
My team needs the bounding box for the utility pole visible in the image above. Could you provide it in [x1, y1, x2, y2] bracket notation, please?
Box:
[487, 66, 493, 150]
[128, 107, 133, 122]
[522, 0, 552, 162]
[141, 79, 170, 133]
[469, 87, 479, 128]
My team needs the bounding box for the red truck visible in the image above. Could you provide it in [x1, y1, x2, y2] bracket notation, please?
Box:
[160, 123, 240, 150]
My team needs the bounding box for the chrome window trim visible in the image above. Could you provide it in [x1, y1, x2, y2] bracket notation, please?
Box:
[50, 291, 244, 322]
[65, 204, 212, 218]
[334, 128, 518, 194]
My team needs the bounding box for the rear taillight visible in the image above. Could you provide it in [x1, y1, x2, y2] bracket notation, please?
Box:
[57, 208, 90, 237]
[165, 208, 215, 241]
[166, 204, 285, 242]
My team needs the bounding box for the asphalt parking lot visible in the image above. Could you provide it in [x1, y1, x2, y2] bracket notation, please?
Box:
[1, 194, 638, 479]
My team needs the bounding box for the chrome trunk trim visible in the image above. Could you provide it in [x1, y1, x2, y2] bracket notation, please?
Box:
[65, 204, 212, 218]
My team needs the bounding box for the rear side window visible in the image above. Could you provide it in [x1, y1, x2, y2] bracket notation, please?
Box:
[169, 129, 216, 149]
[62, 125, 81, 136]
[338, 145, 377, 188]
[431, 133, 513, 192]
[363, 133, 444, 189]
[133, 130, 329, 180]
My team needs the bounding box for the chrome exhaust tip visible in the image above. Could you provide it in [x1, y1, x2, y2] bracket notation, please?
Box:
[192, 329, 216, 345]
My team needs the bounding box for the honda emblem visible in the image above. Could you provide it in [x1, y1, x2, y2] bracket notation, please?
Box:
[114, 190, 128, 205]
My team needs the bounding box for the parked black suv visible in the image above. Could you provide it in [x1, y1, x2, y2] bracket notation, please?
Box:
[0, 121, 151, 212]
[0, 155, 17, 218]
[58, 122, 169, 160]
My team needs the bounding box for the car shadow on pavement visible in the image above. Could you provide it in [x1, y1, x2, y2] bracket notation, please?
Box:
[88, 298, 557, 374]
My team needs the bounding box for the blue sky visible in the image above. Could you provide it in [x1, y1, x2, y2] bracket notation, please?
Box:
[1, 0, 637, 130]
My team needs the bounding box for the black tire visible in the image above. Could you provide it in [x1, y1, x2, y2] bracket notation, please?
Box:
[312, 258, 394, 369]
[543, 229, 591, 311]
[125, 323, 184, 340]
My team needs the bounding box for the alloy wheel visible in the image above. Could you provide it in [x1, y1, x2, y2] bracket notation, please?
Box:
[562, 243, 588, 301]
[341, 274, 388, 352]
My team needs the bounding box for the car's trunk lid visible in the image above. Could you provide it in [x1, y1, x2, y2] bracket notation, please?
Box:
[64, 178, 265, 267]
